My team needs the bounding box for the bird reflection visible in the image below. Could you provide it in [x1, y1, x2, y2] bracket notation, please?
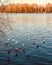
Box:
[7, 57, 10, 64]
[7, 50, 11, 55]
[27, 36, 30, 40]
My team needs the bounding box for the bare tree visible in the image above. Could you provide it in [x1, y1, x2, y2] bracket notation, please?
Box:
[0, 0, 14, 31]
[0, 0, 16, 42]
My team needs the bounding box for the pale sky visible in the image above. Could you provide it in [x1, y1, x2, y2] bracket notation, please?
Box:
[0, 0, 52, 4]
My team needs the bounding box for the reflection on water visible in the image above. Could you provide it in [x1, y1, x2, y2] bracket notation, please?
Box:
[0, 13, 52, 65]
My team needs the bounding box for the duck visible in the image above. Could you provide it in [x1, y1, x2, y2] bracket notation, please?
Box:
[43, 39, 46, 43]
[5, 43, 10, 46]
[26, 55, 30, 58]
[15, 53, 18, 57]
[42, 37, 46, 44]
[36, 45, 39, 48]
[14, 47, 22, 52]
[22, 49, 25, 53]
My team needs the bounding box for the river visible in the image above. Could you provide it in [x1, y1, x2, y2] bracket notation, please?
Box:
[0, 13, 52, 65]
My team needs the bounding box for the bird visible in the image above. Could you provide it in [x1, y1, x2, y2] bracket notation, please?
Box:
[14, 48, 20, 57]
[4, 43, 10, 47]
[42, 37, 46, 44]
[43, 39, 46, 43]
[36, 45, 39, 48]
[22, 49, 25, 53]
[14, 47, 22, 53]
[14, 48, 19, 52]
[26, 55, 30, 58]
[15, 53, 18, 57]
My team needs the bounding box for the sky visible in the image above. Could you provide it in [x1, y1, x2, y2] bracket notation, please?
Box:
[0, 0, 52, 4]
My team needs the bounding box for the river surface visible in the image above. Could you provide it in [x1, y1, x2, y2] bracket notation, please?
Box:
[0, 13, 52, 65]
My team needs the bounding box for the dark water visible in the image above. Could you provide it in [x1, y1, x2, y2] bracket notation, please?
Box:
[0, 13, 52, 65]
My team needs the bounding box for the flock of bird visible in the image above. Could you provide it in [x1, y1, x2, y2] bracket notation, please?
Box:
[0, 13, 47, 64]
[0, 35, 46, 63]
[0, 27, 47, 64]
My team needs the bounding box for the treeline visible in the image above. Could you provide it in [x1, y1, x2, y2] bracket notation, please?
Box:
[0, 3, 52, 13]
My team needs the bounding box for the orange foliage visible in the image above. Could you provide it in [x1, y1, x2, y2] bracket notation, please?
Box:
[45, 3, 51, 13]
[0, 6, 5, 13]
[27, 4, 33, 13]
[31, 4, 38, 13]
[50, 4, 52, 12]
[22, 4, 28, 13]
[11, 4, 17, 13]
[16, 4, 23, 13]
[0, 3, 52, 13]
[0, 6, 2, 12]
[5, 4, 11, 13]
[38, 5, 45, 13]
[44, 3, 52, 13]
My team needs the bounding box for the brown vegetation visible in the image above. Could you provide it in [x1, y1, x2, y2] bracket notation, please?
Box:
[0, 3, 52, 13]
[37, 5, 45, 13]
[4, 4, 11, 13]
[45, 3, 51, 13]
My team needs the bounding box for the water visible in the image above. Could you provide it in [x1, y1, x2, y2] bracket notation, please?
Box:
[0, 13, 52, 65]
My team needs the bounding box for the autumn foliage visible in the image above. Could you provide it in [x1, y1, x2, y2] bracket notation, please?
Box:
[0, 3, 52, 13]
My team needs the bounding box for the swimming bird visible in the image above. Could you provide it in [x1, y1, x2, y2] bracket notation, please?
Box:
[36, 45, 39, 48]
[42, 37, 46, 44]
[14, 48, 19, 52]
[34, 38, 40, 48]
[22, 49, 25, 53]
[15, 53, 18, 57]
[14, 47, 22, 53]
[5, 43, 10, 46]
[14, 48, 19, 57]
[43, 39, 46, 43]
[26, 55, 30, 58]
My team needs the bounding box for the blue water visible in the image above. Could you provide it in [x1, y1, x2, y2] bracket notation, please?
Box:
[0, 13, 52, 65]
